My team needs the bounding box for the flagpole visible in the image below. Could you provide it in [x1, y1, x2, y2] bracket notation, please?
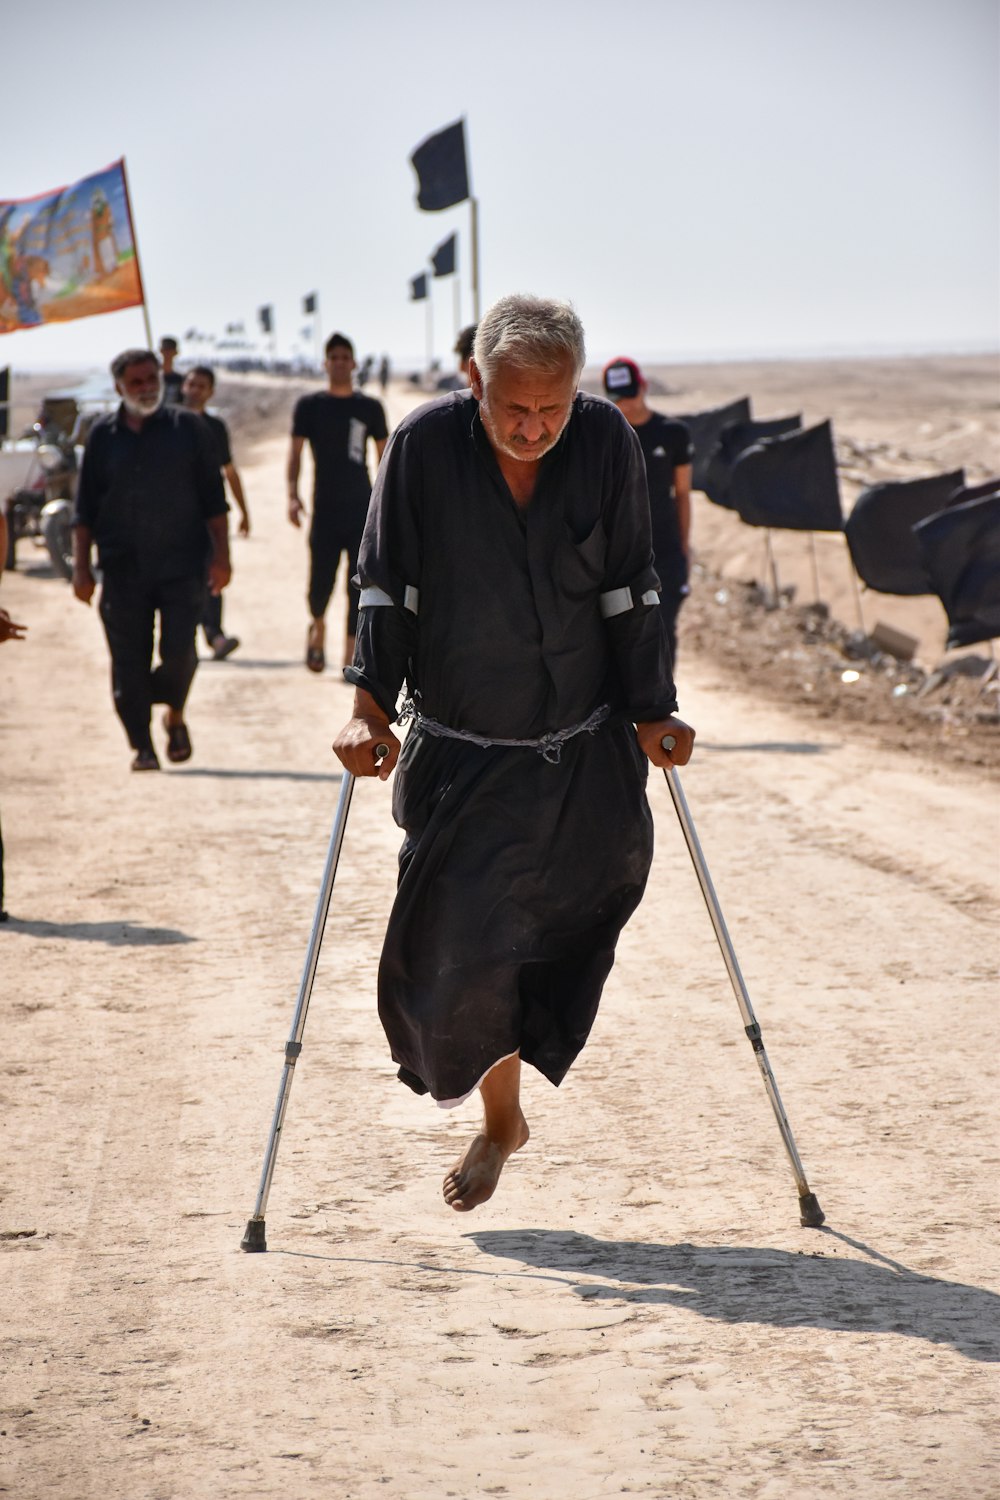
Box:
[453, 233, 461, 337]
[469, 196, 480, 321]
[119, 155, 154, 349]
[425, 281, 434, 380]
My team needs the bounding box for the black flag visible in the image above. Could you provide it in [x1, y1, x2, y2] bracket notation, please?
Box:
[730, 421, 843, 532]
[410, 120, 469, 211]
[0, 366, 9, 440]
[258, 305, 273, 335]
[303, 292, 317, 315]
[914, 492, 1000, 648]
[431, 233, 457, 277]
[948, 477, 1000, 508]
[410, 273, 428, 301]
[703, 415, 802, 508]
[675, 398, 753, 492]
[845, 470, 965, 595]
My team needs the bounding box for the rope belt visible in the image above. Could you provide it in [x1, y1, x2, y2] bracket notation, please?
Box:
[397, 699, 610, 765]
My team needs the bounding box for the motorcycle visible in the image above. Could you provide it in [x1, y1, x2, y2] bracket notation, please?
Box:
[2, 400, 80, 579]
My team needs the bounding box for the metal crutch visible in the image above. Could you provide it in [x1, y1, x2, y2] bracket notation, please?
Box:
[240, 746, 389, 1252]
[661, 735, 825, 1228]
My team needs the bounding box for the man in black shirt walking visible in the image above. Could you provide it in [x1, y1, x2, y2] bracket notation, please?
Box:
[182, 364, 250, 660]
[287, 332, 388, 672]
[73, 348, 231, 771]
[603, 357, 692, 669]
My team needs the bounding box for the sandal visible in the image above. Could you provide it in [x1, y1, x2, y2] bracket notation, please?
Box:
[163, 715, 192, 763]
[131, 747, 160, 772]
[306, 645, 325, 673]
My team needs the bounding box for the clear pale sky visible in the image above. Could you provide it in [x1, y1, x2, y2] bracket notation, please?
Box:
[2, 0, 997, 373]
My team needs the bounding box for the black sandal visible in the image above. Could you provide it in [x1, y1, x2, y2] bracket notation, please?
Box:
[163, 716, 192, 763]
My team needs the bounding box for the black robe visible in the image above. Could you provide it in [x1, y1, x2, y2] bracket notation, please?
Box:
[346, 390, 678, 1104]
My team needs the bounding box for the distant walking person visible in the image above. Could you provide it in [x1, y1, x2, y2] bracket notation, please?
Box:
[0, 507, 28, 918]
[603, 357, 692, 668]
[72, 348, 231, 771]
[287, 333, 388, 671]
[182, 364, 250, 660]
[159, 336, 184, 405]
[378, 354, 391, 395]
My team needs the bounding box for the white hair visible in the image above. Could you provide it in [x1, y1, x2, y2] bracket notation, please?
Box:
[473, 294, 585, 382]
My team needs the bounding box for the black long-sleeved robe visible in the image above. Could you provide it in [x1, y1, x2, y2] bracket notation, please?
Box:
[346, 389, 678, 1105]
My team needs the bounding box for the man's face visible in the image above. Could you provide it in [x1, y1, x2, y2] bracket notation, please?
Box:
[182, 371, 213, 412]
[471, 357, 577, 463]
[117, 359, 163, 418]
[325, 346, 355, 384]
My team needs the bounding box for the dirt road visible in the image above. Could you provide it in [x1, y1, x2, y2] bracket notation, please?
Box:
[1, 383, 997, 1498]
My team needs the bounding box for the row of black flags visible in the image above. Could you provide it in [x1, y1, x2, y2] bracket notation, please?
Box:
[406, 119, 479, 363]
[677, 396, 999, 651]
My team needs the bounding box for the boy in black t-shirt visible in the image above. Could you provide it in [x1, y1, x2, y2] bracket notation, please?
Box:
[182, 365, 251, 659]
[603, 356, 692, 670]
[159, 337, 185, 406]
[288, 332, 388, 671]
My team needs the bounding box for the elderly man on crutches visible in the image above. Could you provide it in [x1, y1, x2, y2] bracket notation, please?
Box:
[332, 293, 693, 1213]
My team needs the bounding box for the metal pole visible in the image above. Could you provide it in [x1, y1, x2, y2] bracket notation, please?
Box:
[845, 536, 868, 638]
[808, 532, 822, 604]
[660, 742, 825, 1228]
[469, 196, 480, 321]
[241, 767, 360, 1251]
[119, 155, 154, 349]
[765, 529, 780, 602]
[426, 281, 434, 380]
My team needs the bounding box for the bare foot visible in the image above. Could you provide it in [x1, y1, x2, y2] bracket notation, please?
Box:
[443, 1117, 529, 1212]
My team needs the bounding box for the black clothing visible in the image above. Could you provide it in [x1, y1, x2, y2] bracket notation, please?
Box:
[309, 528, 363, 632]
[99, 572, 205, 749]
[292, 390, 387, 629]
[291, 391, 388, 520]
[195, 409, 234, 644]
[631, 412, 691, 666]
[346, 389, 677, 1105]
[75, 403, 227, 579]
[75, 402, 226, 751]
[162, 370, 185, 406]
[200, 410, 232, 469]
[633, 412, 692, 594]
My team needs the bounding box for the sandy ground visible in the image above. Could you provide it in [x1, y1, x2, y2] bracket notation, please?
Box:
[1, 361, 998, 1498]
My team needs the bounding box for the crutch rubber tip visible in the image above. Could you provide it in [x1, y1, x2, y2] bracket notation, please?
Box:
[798, 1193, 826, 1228]
[240, 1217, 267, 1252]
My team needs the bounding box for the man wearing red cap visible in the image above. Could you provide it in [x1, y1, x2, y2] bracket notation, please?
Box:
[603, 357, 692, 669]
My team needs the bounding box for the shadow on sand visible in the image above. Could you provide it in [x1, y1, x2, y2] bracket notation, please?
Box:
[1, 917, 195, 946]
[466, 1227, 999, 1363]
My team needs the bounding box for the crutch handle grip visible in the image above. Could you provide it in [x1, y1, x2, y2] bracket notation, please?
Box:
[661, 734, 677, 753]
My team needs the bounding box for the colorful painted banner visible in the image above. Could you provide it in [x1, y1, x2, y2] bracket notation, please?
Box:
[0, 160, 143, 335]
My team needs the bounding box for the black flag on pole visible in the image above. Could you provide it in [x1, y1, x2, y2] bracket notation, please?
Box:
[303, 292, 317, 315]
[675, 398, 753, 492]
[703, 415, 802, 508]
[410, 120, 469, 211]
[914, 492, 1000, 648]
[947, 477, 1000, 508]
[845, 470, 965, 595]
[410, 273, 429, 301]
[431, 233, 457, 277]
[258, 305, 273, 335]
[0, 366, 9, 440]
[729, 421, 843, 532]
